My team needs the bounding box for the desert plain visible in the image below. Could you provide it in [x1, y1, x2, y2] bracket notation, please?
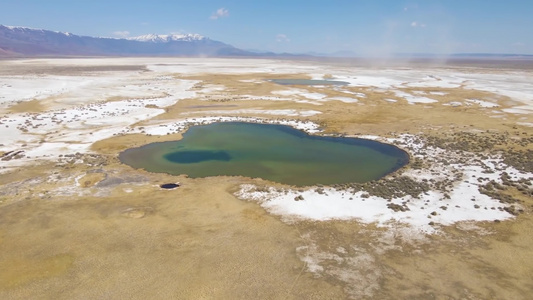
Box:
[0, 57, 532, 299]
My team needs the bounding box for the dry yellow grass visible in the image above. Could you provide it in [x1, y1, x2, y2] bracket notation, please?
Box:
[8, 99, 47, 113]
[0, 60, 531, 299]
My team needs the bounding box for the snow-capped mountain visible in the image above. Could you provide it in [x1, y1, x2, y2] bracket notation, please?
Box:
[128, 33, 206, 43]
[2, 25, 74, 37]
[0, 25, 250, 57]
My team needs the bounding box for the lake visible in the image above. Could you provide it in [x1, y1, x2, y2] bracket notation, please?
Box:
[119, 122, 409, 186]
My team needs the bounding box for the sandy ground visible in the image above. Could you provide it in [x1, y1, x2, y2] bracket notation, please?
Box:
[0, 57, 532, 299]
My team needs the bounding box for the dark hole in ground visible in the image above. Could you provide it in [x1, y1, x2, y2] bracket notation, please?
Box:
[160, 183, 180, 189]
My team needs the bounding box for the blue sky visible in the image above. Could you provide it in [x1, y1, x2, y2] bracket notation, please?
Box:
[2, 0, 532, 55]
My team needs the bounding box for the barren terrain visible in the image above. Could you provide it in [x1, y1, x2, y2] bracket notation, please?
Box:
[0, 57, 532, 299]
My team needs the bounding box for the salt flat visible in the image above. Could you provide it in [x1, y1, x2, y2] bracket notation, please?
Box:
[0, 57, 532, 299]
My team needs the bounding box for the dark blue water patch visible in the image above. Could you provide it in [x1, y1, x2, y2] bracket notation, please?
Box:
[269, 79, 350, 86]
[164, 150, 232, 164]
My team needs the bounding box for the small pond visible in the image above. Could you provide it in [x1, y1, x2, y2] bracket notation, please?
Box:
[269, 79, 349, 86]
[119, 122, 409, 186]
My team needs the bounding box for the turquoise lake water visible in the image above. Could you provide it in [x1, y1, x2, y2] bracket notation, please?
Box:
[119, 122, 409, 186]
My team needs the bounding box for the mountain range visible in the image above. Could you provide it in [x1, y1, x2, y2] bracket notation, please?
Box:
[3, 25, 529, 59]
[0, 25, 254, 57]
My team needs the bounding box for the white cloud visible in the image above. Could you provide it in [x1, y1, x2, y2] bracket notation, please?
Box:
[411, 21, 426, 28]
[210, 8, 229, 20]
[276, 34, 290, 43]
[112, 31, 130, 38]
